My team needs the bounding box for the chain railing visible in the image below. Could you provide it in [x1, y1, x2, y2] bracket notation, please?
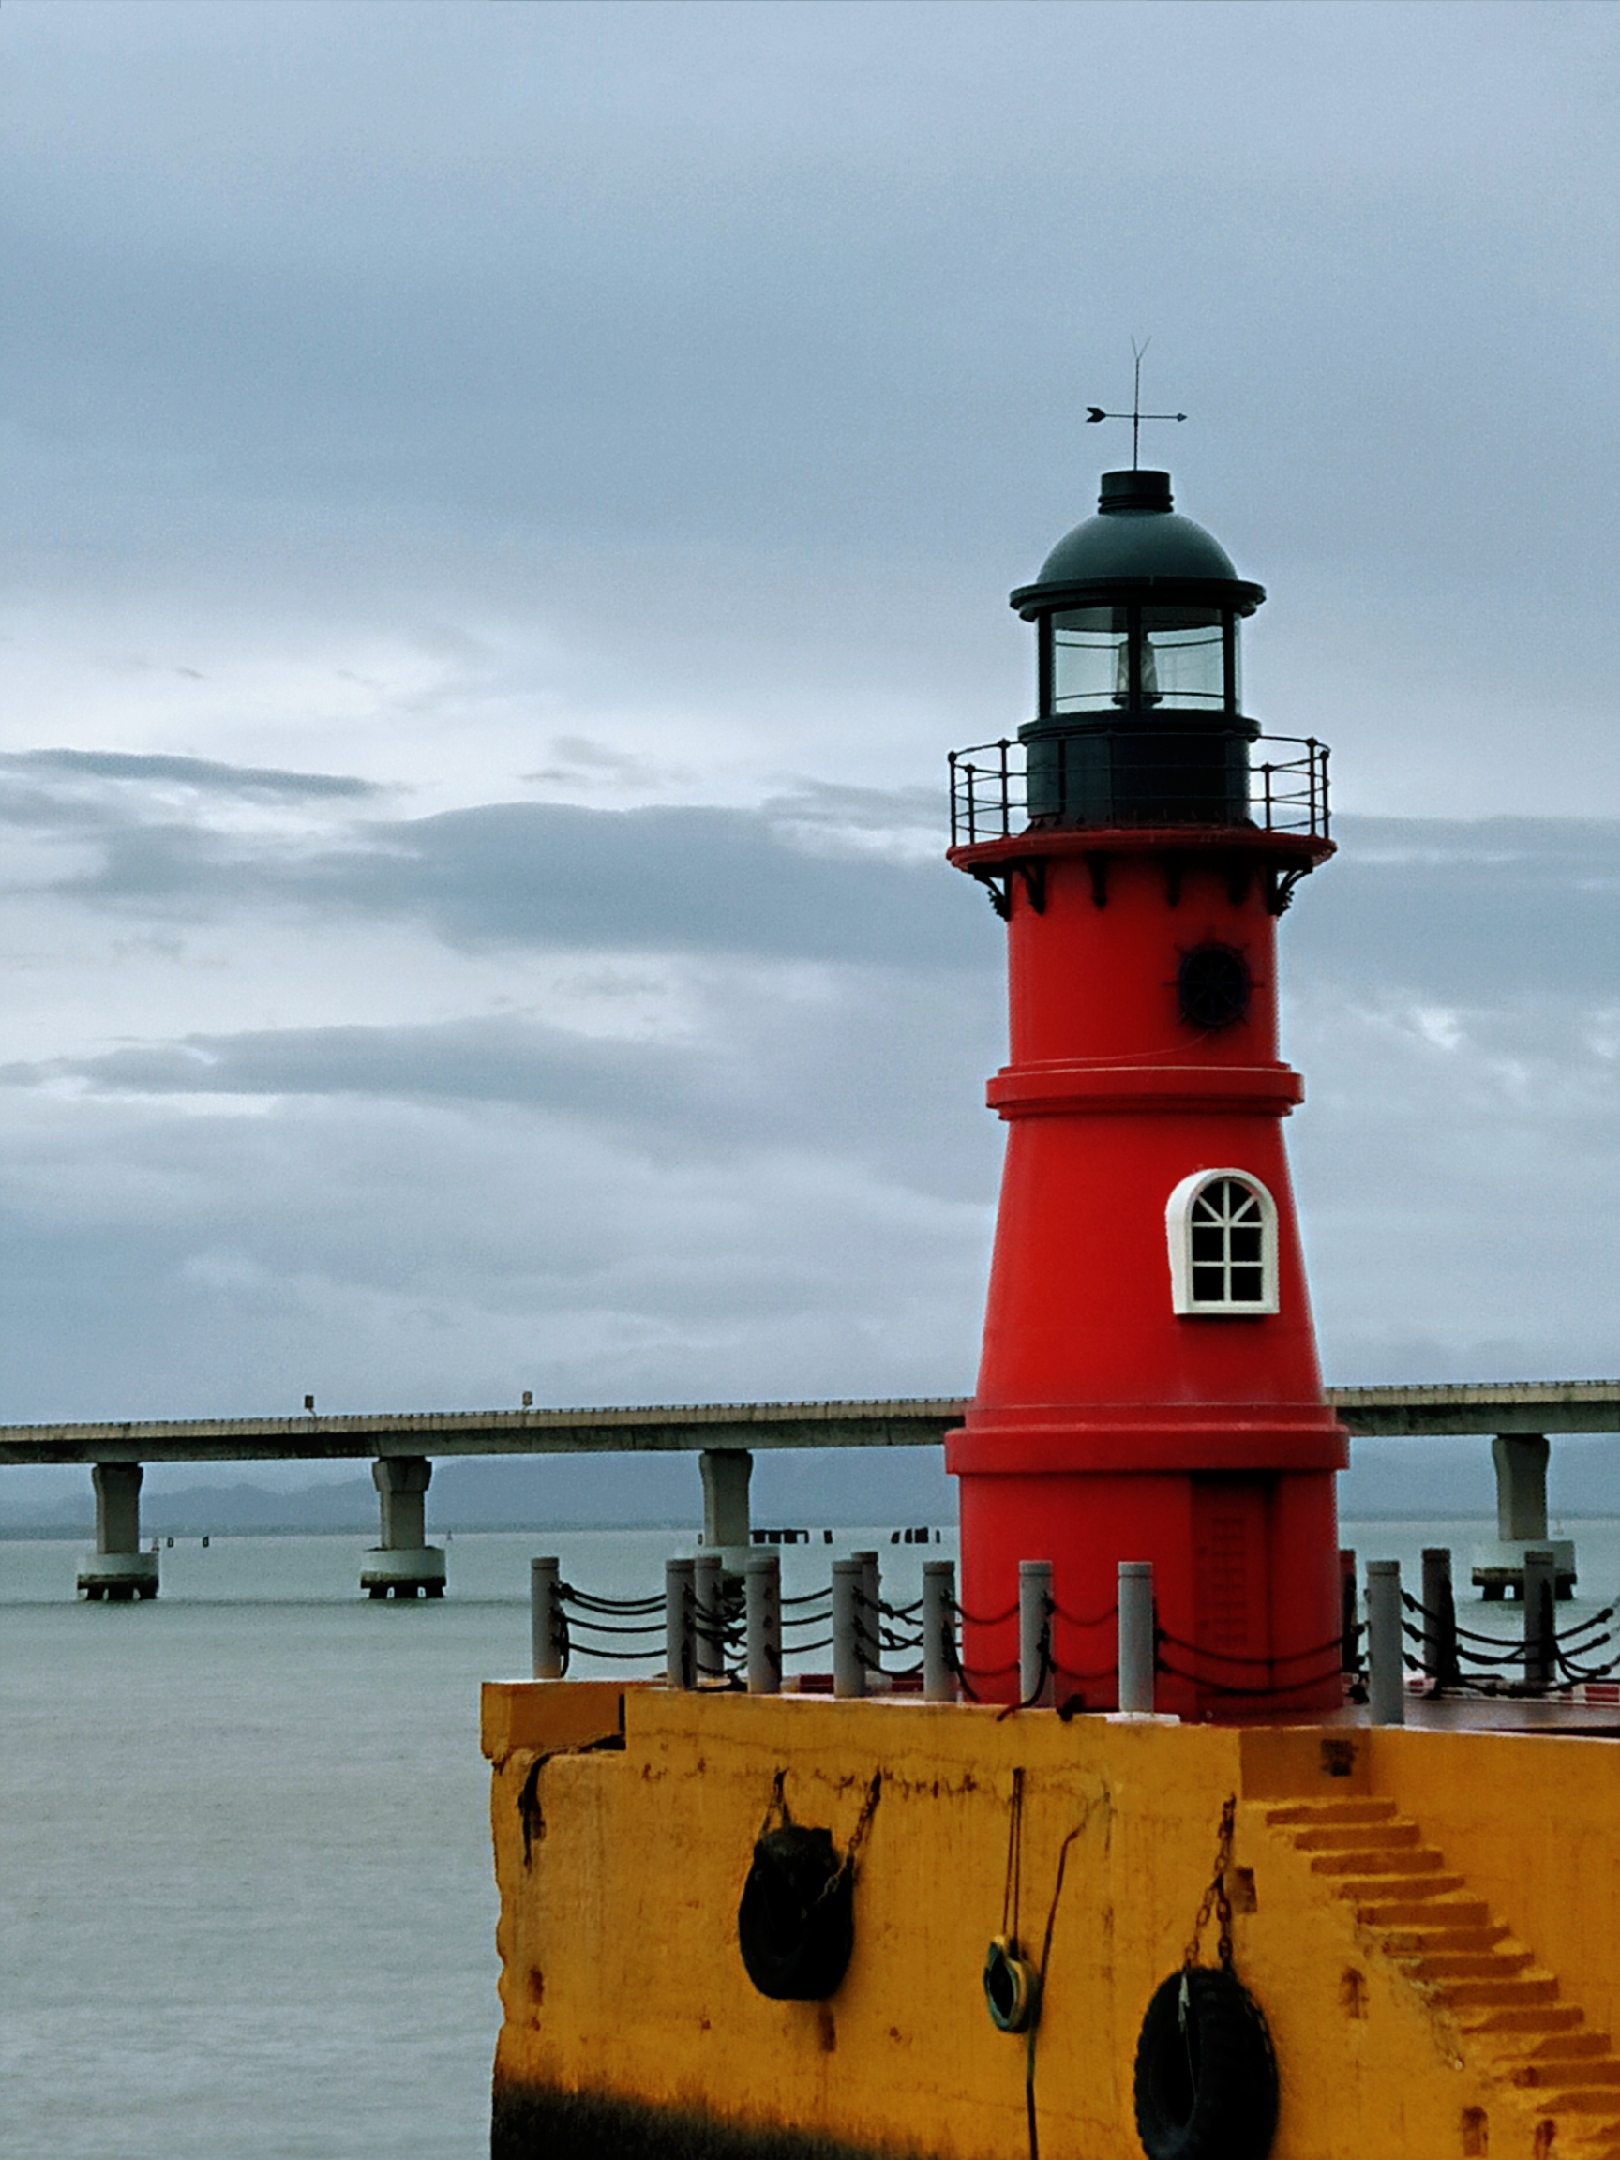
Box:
[528, 1545, 1615, 1716]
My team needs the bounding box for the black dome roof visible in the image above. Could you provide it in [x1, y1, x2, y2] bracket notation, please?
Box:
[1010, 471, 1265, 619]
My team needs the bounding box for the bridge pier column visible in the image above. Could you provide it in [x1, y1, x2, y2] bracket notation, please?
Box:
[362, 1457, 445, 1599]
[78, 1463, 159, 1601]
[1472, 1434, 1576, 1599]
[699, 1447, 753, 1577]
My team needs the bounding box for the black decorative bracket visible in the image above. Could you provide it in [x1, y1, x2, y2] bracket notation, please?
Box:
[970, 859, 1047, 922]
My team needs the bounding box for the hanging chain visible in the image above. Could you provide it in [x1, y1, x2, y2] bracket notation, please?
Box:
[1182, 1793, 1237, 1972]
[841, 1771, 883, 1879]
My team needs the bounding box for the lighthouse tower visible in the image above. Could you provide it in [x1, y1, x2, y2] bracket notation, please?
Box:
[945, 465, 1347, 1717]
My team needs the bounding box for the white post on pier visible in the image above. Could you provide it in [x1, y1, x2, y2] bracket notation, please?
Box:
[694, 1551, 726, 1680]
[665, 1558, 696, 1689]
[1523, 1548, 1557, 1690]
[531, 1556, 565, 1679]
[744, 1551, 781, 1695]
[1018, 1560, 1054, 1707]
[852, 1550, 881, 1678]
[1117, 1561, 1155, 1714]
[1366, 1559, 1406, 1725]
[78, 1462, 160, 1601]
[832, 1559, 866, 1699]
[922, 1560, 956, 1702]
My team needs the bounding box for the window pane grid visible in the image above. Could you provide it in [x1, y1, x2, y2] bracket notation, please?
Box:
[1189, 1178, 1267, 1306]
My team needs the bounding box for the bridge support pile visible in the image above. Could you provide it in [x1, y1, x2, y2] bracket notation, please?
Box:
[361, 1456, 445, 1599]
[78, 1462, 159, 1600]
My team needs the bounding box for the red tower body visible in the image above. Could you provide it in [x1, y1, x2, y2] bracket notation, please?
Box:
[945, 468, 1347, 1717]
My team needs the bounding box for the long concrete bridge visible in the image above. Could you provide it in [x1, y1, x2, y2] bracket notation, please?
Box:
[5, 1381, 1613, 1599]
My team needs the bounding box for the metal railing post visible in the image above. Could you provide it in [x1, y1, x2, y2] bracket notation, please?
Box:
[948, 751, 959, 846]
[1366, 1560, 1405, 1725]
[530, 1555, 565, 1679]
[832, 1559, 866, 1699]
[1117, 1561, 1155, 1713]
[999, 737, 1010, 838]
[922, 1560, 956, 1702]
[694, 1551, 725, 1681]
[665, 1557, 696, 1690]
[1524, 1549, 1557, 1690]
[744, 1551, 781, 1696]
[1421, 1547, 1459, 1691]
[1018, 1560, 1054, 1706]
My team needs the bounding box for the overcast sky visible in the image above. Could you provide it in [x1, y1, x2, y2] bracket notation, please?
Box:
[2, 3, 1619, 1512]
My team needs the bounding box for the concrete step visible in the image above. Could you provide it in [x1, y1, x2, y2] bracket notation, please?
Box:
[1312, 1847, 1448, 1878]
[1374, 1923, 1510, 1956]
[1292, 1822, 1422, 1853]
[1396, 1949, 1537, 1982]
[1265, 1799, 1398, 1828]
[1434, 1972, 1560, 2009]
[1354, 1890, 1484, 1926]
[1514, 2062, 1620, 2093]
[1457, 2003, 1585, 2036]
[1508, 2034, 1615, 2064]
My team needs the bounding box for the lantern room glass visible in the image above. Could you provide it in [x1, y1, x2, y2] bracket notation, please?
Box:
[1051, 607, 1128, 713]
[1047, 605, 1237, 716]
[1141, 606, 1228, 710]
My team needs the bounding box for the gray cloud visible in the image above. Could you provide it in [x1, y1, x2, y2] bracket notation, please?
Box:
[41, 788, 999, 967]
[0, 749, 377, 799]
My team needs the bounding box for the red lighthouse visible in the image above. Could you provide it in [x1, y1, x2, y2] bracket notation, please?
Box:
[946, 465, 1347, 1717]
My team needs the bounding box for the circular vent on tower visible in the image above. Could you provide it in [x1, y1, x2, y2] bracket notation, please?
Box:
[1177, 943, 1250, 1031]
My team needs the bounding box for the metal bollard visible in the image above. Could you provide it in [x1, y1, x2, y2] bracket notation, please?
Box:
[1019, 1560, 1054, 1706]
[1366, 1560, 1405, 1725]
[694, 1551, 725, 1681]
[1118, 1561, 1155, 1714]
[853, 1550, 881, 1675]
[832, 1559, 867, 1699]
[922, 1560, 956, 1703]
[665, 1558, 696, 1690]
[530, 1555, 565, 1679]
[744, 1551, 781, 1696]
[1421, 1547, 1459, 1692]
[1524, 1548, 1556, 1690]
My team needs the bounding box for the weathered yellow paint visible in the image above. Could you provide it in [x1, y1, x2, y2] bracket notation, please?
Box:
[483, 1683, 1620, 2159]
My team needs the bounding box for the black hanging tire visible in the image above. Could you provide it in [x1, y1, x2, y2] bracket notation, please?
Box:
[1133, 1967, 1278, 2160]
[737, 1824, 854, 2002]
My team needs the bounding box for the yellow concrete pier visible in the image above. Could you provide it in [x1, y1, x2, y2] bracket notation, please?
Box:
[483, 1681, 1620, 2159]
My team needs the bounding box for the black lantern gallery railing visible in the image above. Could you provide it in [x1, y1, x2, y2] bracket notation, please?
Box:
[947, 733, 1330, 849]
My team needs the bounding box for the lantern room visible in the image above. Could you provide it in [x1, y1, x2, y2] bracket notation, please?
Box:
[1011, 467, 1266, 828]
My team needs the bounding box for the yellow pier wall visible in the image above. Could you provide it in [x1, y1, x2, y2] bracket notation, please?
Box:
[482, 1683, 1620, 2160]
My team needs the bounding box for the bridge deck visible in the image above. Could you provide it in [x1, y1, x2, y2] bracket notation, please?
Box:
[0, 1382, 1617, 1464]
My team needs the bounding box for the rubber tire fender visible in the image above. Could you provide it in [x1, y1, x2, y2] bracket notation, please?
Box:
[737, 1823, 854, 2002]
[1132, 1967, 1279, 2160]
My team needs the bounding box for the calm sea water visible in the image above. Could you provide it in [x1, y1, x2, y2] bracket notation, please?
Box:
[4, 1518, 1618, 2160]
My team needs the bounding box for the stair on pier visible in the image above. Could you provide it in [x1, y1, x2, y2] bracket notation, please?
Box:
[1267, 1798, 1620, 2158]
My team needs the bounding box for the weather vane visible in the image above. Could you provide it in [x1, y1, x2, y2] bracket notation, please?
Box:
[1086, 338, 1186, 471]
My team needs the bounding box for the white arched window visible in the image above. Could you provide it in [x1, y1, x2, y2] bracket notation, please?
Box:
[1166, 1170, 1279, 1315]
